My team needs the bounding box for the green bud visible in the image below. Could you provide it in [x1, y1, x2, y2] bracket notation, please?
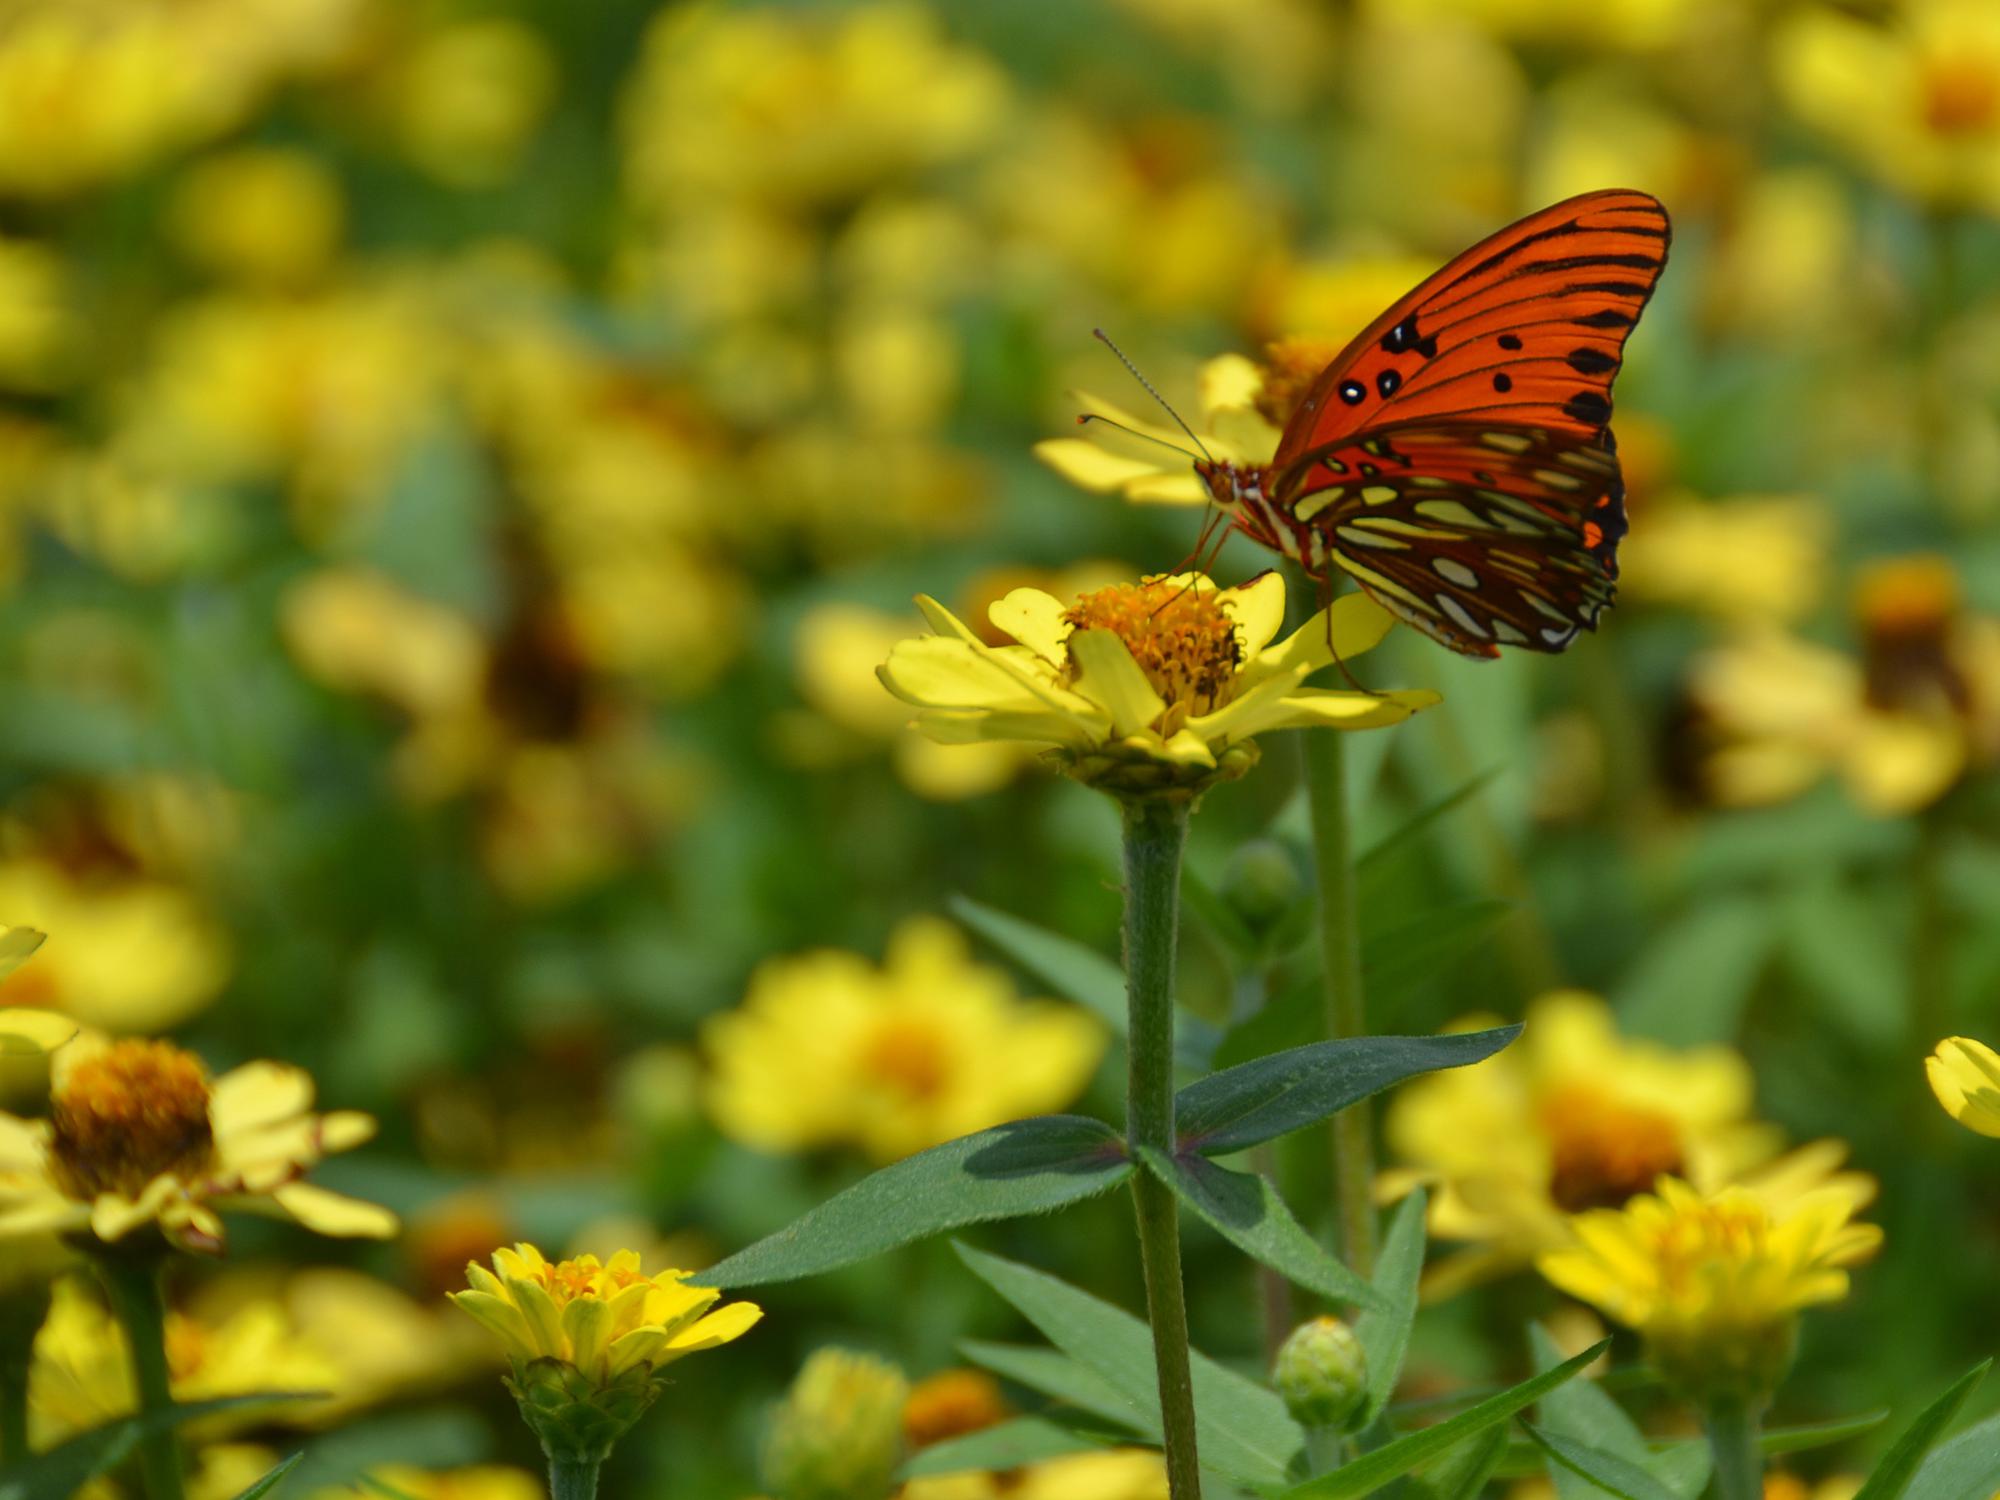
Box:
[1222, 839, 1303, 931]
[761, 1347, 909, 1500]
[1273, 1316, 1369, 1431]
[1650, 1315, 1797, 1412]
[505, 1356, 662, 1467]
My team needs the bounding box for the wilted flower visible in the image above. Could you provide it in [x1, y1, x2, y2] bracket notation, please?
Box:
[879, 573, 1438, 800]
[1538, 1175, 1881, 1405]
[0, 1038, 395, 1254]
[705, 916, 1104, 1164]
[1926, 1036, 2000, 1137]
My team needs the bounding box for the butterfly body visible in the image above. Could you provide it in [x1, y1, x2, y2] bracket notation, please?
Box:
[1201, 189, 1668, 659]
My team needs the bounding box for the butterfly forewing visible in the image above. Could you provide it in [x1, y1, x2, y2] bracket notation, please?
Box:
[1275, 189, 1670, 461]
[1271, 422, 1627, 658]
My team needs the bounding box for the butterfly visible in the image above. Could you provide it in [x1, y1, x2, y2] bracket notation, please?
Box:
[1190, 189, 1669, 658]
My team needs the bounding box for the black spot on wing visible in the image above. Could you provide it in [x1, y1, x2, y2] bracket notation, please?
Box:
[1566, 347, 1618, 374]
[1497, 333, 1522, 351]
[1564, 390, 1611, 425]
[1576, 309, 1632, 329]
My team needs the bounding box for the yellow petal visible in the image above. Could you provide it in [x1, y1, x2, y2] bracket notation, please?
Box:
[1124, 473, 1207, 505]
[987, 588, 1071, 664]
[1247, 686, 1442, 733]
[1032, 439, 1170, 493]
[209, 1062, 314, 1136]
[0, 1113, 48, 1170]
[563, 1290, 612, 1378]
[0, 927, 46, 982]
[909, 707, 1094, 749]
[267, 1182, 399, 1239]
[663, 1299, 764, 1355]
[1928, 1037, 2000, 1137]
[1220, 571, 1287, 655]
[1244, 593, 1397, 686]
[912, 594, 983, 646]
[1066, 630, 1165, 737]
[0, 1009, 76, 1055]
[879, 638, 1048, 713]
[1199, 353, 1262, 416]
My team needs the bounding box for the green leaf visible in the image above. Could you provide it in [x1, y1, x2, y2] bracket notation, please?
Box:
[1905, 1410, 2000, 1500]
[1280, 1341, 1610, 1500]
[1406, 1427, 1510, 1500]
[1354, 1191, 1426, 1429]
[1761, 1412, 1890, 1457]
[949, 895, 1127, 1036]
[1526, 1427, 1682, 1500]
[1852, 1360, 1991, 1500]
[1615, 897, 1772, 1045]
[692, 1116, 1130, 1288]
[1180, 865, 1263, 964]
[954, 1241, 1304, 1486]
[1364, 901, 1514, 1018]
[1356, 769, 1501, 878]
[957, 1341, 1155, 1434]
[227, 1452, 305, 1500]
[900, 1417, 1105, 1478]
[1529, 1325, 1703, 1500]
[0, 1393, 325, 1500]
[1176, 1028, 1519, 1155]
[1137, 1147, 1381, 1309]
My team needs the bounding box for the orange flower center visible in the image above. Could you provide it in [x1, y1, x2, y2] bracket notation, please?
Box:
[1922, 54, 2000, 136]
[1062, 580, 1243, 725]
[1539, 1084, 1686, 1213]
[1257, 337, 1346, 428]
[529, 1255, 647, 1308]
[1853, 555, 1967, 714]
[49, 1040, 215, 1202]
[860, 1020, 952, 1101]
[903, 1368, 1010, 1449]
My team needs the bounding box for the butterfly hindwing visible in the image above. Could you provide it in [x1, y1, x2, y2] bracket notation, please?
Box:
[1274, 190, 1669, 461]
[1270, 421, 1626, 658]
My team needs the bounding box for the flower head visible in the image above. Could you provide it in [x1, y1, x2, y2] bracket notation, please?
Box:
[1926, 1036, 2000, 1137]
[0, 1038, 394, 1254]
[761, 1347, 909, 1500]
[879, 572, 1437, 800]
[1538, 1176, 1880, 1405]
[705, 917, 1104, 1164]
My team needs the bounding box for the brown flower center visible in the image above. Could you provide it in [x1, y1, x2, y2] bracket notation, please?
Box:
[1539, 1084, 1686, 1213]
[1256, 337, 1346, 428]
[49, 1040, 215, 1201]
[1853, 555, 1968, 714]
[1922, 54, 2000, 136]
[1062, 580, 1243, 729]
[860, 1021, 952, 1101]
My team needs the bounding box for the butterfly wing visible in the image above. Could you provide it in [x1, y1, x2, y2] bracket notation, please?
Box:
[1268, 421, 1626, 658]
[1273, 189, 1669, 461]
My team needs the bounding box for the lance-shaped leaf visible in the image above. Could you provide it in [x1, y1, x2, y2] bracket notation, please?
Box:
[1281, 1343, 1609, 1500]
[1853, 1360, 1991, 1500]
[949, 895, 1128, 1036]
[1176, 1027, 1520, 1157]
[958, 1341, 1153, 1435]
[1355, 1190, 1427, 1430]
[1530, 1324, 1707, 1500]
[1407, 1428, 1511, 1500]
[1906, 1410, 2000, 1500]
[1138, 1147, 1381, 1309]
[900, 1418, 1106, 1479]
[692, 1116, 1130, 1288]
[227, 1453, 305, 1500]
[955, 1241, 1305, 1486]
[1527, 1428, 1683, 1500]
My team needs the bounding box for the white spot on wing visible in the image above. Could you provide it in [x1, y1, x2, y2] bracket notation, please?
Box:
[1438, 594, 1489, 639]
[1432, 557, 1480, 589]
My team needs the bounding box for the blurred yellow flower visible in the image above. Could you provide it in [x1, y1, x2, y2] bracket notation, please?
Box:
[1034, 354, 1274, 507]
[705, 916, 1105, 1164]
[169, 148, 345, 286]
[903, 1449, 1170, 1500]
[1776, 0, 2000, 211]
[29, 1272, 339, 1449]
[385, 19, 556, 188]
[1620, 494, 1830, 625]
[282, 568, 487, 722]
[308, 1466, 544, 1500]
[1372, 0, 1687, 53]
[1538, 1175, 1880, 1402]
[0, 860, 228, 1033]
[452, 1243, 760, 1387]
[0, 925, 74, 1054]
[1690, 556, 2000, 814]
[878, 573, 1438, 800]
[762, 1347, 908, 1500]
[1382, 991, 1785, 1294]
[1926, 1036, 2000, 1137]
[903, 1368, 1010, 1451]
[0, 236, 72, 391]
[0, 1037, 395, 1253]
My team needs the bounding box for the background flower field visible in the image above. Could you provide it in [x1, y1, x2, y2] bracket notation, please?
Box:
[1, 0, 1998, 1496]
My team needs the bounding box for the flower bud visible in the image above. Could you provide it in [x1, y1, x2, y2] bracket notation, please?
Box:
[508, 1356, 661, 1467]
[762, 1347, 909, 1500]
[1222, 839, 1302, 932]
[1273, 1316, 1369, 1431]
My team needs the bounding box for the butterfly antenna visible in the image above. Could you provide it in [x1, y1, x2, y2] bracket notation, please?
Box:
[1093, 328, 1216, 464]
[1075, 412, 1200, 461]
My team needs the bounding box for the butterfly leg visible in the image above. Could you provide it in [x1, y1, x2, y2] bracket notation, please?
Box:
[1318, 574, 1387, 699]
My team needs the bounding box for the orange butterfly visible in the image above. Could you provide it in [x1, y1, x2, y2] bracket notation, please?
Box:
[1193, 190, 1669, 658]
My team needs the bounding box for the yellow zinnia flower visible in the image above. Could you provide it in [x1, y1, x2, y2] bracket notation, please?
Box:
[1926, 1036, 2000, 1137]
[0, 1037, 395, 1254]
[1538, 1175, 1881, 1404]
[878, 572, 1437, 800]
[704, 916, 1105, 1164]
[1381, 991, 1784, 1295]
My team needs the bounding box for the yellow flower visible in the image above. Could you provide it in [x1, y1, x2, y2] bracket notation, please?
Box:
[705, 916, 1105, 1164]
[762, 1347, 908, 1500]
[169, 147, 344, 286]
[1538, 1175, 1881, 1403]
[1619, 494, 1830, 626]
[1926, 1036, 2000, 1137]
[1033, 354, 1276, 507]
[879, 573, 1438, 800]
[903, 1368, 1010, 1450]
[383, 20, 556, 189]
[0, 860, 229, 1034]
[29, 1272, 341, 1449]
[1775, 0, 2000, 211]
[313, 1466, 544, 1500]
[0, 1037, 395, 1254]
[902, 1449, 1170, 1500]
[1382, 992, 1786, 1295]
[453, 1243, 760, 1382]
[0, 235, 72, 392]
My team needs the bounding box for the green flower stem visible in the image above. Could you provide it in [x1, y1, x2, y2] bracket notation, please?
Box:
[1703, 1399, 1762, 1500]
[549, 1457, 601, 1500]
[95, 1252, 186, 1500]
[1300, 726, 1376, 1279]
[0, 1356, 27, 1463]
[1121, 796, 1202, 1500]
[1305, 1427, 1347, 1477]
[0, 1283, 46, 1464]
